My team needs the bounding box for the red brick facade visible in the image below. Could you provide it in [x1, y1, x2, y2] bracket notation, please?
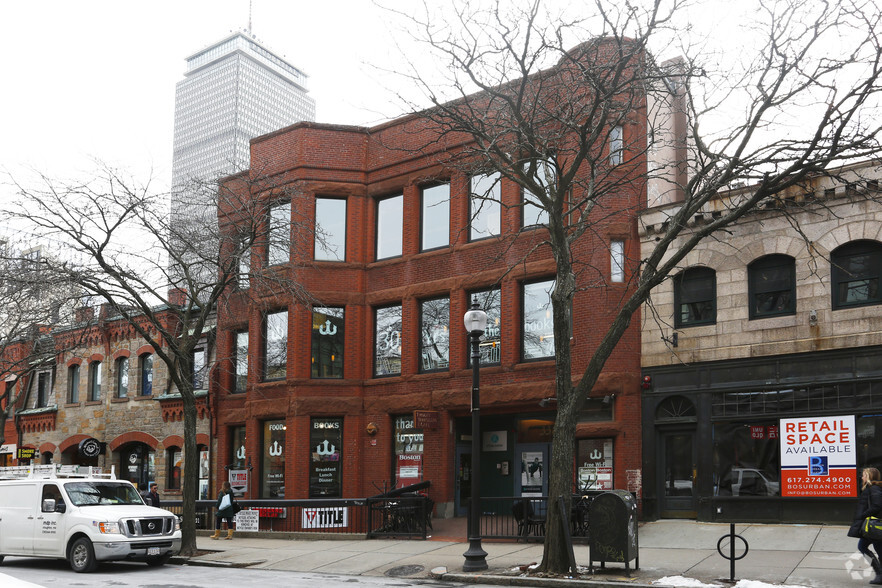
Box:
[215, 58, 645, 515]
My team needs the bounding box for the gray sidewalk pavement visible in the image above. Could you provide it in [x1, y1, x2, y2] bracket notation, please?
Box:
[177, 519, 877, 587]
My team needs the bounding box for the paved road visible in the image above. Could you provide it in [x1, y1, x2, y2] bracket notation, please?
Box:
[0, 558, 470, 588]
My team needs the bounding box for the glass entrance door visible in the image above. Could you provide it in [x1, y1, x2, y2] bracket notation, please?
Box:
[661, 430, 697, 517]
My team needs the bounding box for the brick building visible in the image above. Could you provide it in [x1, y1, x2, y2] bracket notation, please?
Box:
[9, 303, 213, 498]
[640, 161, 882, 522]
[214, 43, 652, 517]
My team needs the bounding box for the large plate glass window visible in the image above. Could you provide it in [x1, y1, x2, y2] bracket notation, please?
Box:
[234, 331, 248, 393]
[420, 297, 450, 372]
[468, 288, 501, 365]
[315, 197, 347, 261]
[522, 279, 555, 360]
[831, 240, 882, 309]
[311, 307, 344, 378]
[263, 310, 288, 381]
[310, 418, 343, 497]
[469, 172, 501, 240]
[713, 421, 780, 497]
[374, 305, 402, 377]
[674, 267, 716, 327]
[421, 183, 450, 251]
[522, 160, 552, 227]
[376, 194, 403, 260]
[268, 202, 290, 266]
[261, 420, 286, 498]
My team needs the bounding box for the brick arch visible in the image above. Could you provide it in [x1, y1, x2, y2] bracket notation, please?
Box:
[66, 357, 83, 367]
[59, 434, 93, 453]
[88, 353, 104, 363]
[161, 434, 210, 449]
[109, 432, 159, 452]
[112, 349, 131, 360]
[163, 435, 184, 449]
[38, 443, 56, 455]
[135, 345, 155, 357]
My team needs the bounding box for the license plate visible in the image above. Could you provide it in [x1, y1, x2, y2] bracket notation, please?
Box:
[148, 547, 160, 556]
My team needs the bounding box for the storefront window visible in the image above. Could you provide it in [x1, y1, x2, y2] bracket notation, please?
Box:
[311, 307, 344, 378]
[375, 305, 402, 376]
[261, 420, 286, 498]
[310, 418, 342, 497]
[231, 426, 247, 469]
[394, 415, 423, 488]
[858, 415, 882, 471]
[713, 421, 780, 497]
[577, 438, 614, 491]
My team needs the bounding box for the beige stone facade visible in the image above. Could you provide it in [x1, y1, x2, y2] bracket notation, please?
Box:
[641, 163, 882, 366]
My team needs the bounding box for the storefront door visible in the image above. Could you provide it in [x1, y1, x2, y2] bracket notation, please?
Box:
[660, 429, 697, 517]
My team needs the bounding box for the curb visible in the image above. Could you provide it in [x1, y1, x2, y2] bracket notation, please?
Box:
[430, 568, 668, 588]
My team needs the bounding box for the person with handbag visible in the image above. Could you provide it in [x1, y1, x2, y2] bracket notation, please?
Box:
[211, 481, 238, 540]
[848, 467, 882, 584]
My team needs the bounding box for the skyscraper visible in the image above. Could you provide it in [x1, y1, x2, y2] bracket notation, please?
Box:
[169, 30, 315, 284]
[171, 29, 315, 202]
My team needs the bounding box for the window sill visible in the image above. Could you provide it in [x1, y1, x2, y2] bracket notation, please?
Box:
[514, 359, 555, 371]
[84, 400, 102, 406]
[744, 314, 797, 330]
[64, 402, 81, 408]
[134, 395, 154, 401]
[111, 397, 130, 403]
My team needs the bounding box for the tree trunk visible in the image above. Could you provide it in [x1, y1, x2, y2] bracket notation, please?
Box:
[179, 383, 199, 555]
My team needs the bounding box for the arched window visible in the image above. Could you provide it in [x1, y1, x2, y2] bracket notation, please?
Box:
[748, 254, 796, 319]
[655, 395, 697, 421]
[140, 354, 153, 396]
[67, 364, 80, 403]
[88, 361, 102, 401]
[674, 267, 716, 327]
[116, 356, 129, 398]
[166, 447, 182, 491]
[831, 240, 882, 309]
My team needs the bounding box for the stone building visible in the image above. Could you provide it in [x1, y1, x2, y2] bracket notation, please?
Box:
[640, 161, 882, 522]
[12, 303, 213, 497]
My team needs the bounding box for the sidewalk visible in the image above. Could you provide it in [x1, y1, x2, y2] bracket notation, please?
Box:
[177, 519, 875, 587]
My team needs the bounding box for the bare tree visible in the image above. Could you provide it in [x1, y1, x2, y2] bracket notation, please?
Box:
[2, 163, 313, 555]
[0, 238, 83, 450]
[389, 0, 882, 573]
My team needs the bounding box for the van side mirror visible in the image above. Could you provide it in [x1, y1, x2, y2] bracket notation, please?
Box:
[55, 501, 66, 513]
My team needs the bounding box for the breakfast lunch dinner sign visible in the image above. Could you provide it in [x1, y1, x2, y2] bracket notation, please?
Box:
[779, 415, 857, 498]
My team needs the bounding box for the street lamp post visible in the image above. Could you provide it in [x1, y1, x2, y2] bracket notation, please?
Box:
[462, 301, 488, 572]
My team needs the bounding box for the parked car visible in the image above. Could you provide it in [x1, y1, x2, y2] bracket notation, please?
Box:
[0, 464, 181, 572]
[716, 468, 780, 496]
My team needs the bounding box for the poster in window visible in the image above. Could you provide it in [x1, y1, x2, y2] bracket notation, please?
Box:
[262, 420, 286, 498]
[577, 438, 614, 490]
[394, 416, 423, 488]
[310, 418, 342, 497]
[521, 451, 544, 496]
[780, 415, 857, 497]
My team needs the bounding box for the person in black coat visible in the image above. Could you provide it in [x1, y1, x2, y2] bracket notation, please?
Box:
[848, 467, 882, 585]
[211, 481, 237, 540]
[147, 483, 161, 508]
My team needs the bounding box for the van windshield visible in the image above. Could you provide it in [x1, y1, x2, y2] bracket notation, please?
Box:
[63, 482, 145, 506]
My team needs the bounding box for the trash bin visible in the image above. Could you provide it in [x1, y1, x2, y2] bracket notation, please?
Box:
[588, 489, 638, 573]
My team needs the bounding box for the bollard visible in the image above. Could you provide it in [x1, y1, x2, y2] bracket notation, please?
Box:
[716, 523, 749, 583]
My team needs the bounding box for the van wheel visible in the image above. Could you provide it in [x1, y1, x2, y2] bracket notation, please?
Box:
[69, 537, 97, 573]
[0, 555, 4, 565]
[146, 553, 171, 567]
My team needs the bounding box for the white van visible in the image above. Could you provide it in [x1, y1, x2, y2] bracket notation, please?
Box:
[0, 464, 181, 572]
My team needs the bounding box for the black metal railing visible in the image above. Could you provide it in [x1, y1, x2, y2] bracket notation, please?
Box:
[477, 493, 600, 542]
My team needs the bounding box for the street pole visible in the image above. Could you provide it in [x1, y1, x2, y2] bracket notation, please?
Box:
[463, 301, 488, 572]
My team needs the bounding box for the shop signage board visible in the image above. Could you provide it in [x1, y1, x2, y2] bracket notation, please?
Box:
[780, 415, 857, 497]
[235, 509, 259, 532]
[414, 410, 439, 429]
[302, 506, 348, 528]
[483, 430, 507, 451]
[229, 469, 248, 494]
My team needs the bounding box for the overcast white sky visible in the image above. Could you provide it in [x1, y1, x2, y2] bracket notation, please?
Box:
[0, 0, 789, 201]
[0, 1, 413, 195]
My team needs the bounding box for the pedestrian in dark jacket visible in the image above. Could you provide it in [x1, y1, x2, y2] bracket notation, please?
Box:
[147, 483, 161, 508]
[848, 467, 882, 585]
[211, 481, 237, 540]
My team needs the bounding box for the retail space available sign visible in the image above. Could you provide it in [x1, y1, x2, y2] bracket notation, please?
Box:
[780, 415, 857, 498]
[302, 506, 348, 528]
